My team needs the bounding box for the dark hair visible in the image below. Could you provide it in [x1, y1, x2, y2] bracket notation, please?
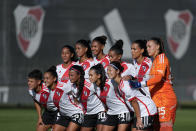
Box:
[149, 37, 165, 54]
[62, 45, 78, 62]
[133, 39, 149, 57]
[76, 39, 93, 58]
[92, 35, 107, 45]
[90, 64, 107, 91]
[45, 66, 58, 83]
[28, 69, 42, 80]
[109, 39, 123, 55]
[109, 61, 124, 74]
[69, 65, 85, 101]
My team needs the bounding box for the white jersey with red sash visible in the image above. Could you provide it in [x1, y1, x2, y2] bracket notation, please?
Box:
[75, 59, 95, 79]
[133, 57, 152, 97]
[94, 55, 110, 69]
[81, 79, 105, 115]
[118, 80, 157, 117]
[56, 62, 75, 83]
[95, 79, 129, 115]
[56, 81, 84, 117]
[121, 61, 136, 77]
[29, 83, 57, 111]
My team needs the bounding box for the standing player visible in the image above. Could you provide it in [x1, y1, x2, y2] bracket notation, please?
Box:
[108, 39, 136, 79]
[53, 65, 85, 131]
[131, 39, 152, 97]
[75, 39, 95, 78]
[91, 35, 110, 69]
[56, 45, 77, 83]
[130, 37, 177, 131]
[80, 64, 106, 131]
[109, 61, 157, 131]
[28, 68, 58, 131]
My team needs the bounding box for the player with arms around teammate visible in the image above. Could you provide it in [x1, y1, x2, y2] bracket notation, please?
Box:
[91, 35, 110, 69]
[131, 39, 153, 98]
[75, 39, 95, 79]
[109, 61, 157, 131]
[56, 45, 77, 83]
[28, 68, 58, 131]
[130, 37, 177, 131]
[53, 65, 85, 131]
[80, 64, 106, 131]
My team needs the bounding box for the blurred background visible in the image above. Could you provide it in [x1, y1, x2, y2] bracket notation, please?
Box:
[0, 0, 196, 130]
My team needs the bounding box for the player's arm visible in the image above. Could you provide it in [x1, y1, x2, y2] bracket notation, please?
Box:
[130, 59, 167, 88]
[129, 99, 144, 129]
[34, 101, 44, 125]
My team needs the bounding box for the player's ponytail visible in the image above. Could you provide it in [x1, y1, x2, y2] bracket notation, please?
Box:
[133, 39, 149, 57]
[45, 65, 58, 83]
[109, 39, 124, 55]
[69, 65, 85, 101]
[62, 45, 78, 62]
[90, 64, 107, 91]
[149, 37, 165, 54]
[92, 35, 107, 46]
[76, 39, 93, 58]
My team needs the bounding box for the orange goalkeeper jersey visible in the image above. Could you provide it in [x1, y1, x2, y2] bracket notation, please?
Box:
[147, 53, 176, 99]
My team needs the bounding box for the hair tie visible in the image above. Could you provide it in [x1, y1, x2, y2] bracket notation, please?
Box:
[110, 64, 119, 70]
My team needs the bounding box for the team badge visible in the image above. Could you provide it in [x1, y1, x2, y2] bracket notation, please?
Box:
[165, 9, 193, 59]
[102, 62, 106, 67]
[42, 94, 47, 99]
[84, 91, 88, 96]
[83, 64, 87, 70]
[142, 66, 146, 72]
[14, 5, 45, 58]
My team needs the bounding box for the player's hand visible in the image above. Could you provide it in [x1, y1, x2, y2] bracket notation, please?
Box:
[136, 117, 144, 130]
[122, 75, 131, 81]
[129, 80, 142, 89]
[37, 118, 44, 126]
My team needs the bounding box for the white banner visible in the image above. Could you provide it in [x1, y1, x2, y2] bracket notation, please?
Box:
[14, 5, 45, 58]
[165, 9, 193, 59]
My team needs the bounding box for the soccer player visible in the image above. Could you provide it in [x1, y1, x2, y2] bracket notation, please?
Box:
[53, 65, 84, 131]
[28, 68, 58, 131]
[75, 39, 95, 79]
[91, 35, 110, 69]
[108, 39, 136, 79]
[130, 37, 177, 131]
[131, 39, 152, 98]
[80, 64, 106, 131]
[89, 65, 135, 131]
[56, 45, 77, 83]
[109, 61, 157, 131]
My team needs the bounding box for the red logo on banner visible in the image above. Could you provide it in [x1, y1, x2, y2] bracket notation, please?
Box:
[14, 5, 45, 58]
[165, 9, 193, 59]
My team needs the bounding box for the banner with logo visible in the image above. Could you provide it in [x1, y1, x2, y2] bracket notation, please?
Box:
[14, 5, 45, 58]
[165, 9, 193, 59]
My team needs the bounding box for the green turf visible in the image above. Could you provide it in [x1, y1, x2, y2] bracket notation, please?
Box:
[0, 108, 195, 131]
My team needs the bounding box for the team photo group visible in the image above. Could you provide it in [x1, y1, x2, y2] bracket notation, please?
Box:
[27, 35, 177, 131]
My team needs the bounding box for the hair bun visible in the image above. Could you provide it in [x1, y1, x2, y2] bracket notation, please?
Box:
[115, 39, 123, 49]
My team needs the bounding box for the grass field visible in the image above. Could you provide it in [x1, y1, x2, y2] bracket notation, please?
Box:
[0, 108, 195, 131]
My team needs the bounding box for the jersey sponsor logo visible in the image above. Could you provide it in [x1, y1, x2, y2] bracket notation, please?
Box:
[14, 5, 45, 58]
[165, 9, 193, 59]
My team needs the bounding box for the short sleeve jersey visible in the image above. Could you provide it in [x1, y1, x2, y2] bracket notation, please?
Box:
[56, 61, 75, 83]
[75, 59, 95, 79]
[29, 83, 57, 111]
[95, 79, 129, 115]
[81, 79, 105, 114]
[118, 80, 157, 117]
